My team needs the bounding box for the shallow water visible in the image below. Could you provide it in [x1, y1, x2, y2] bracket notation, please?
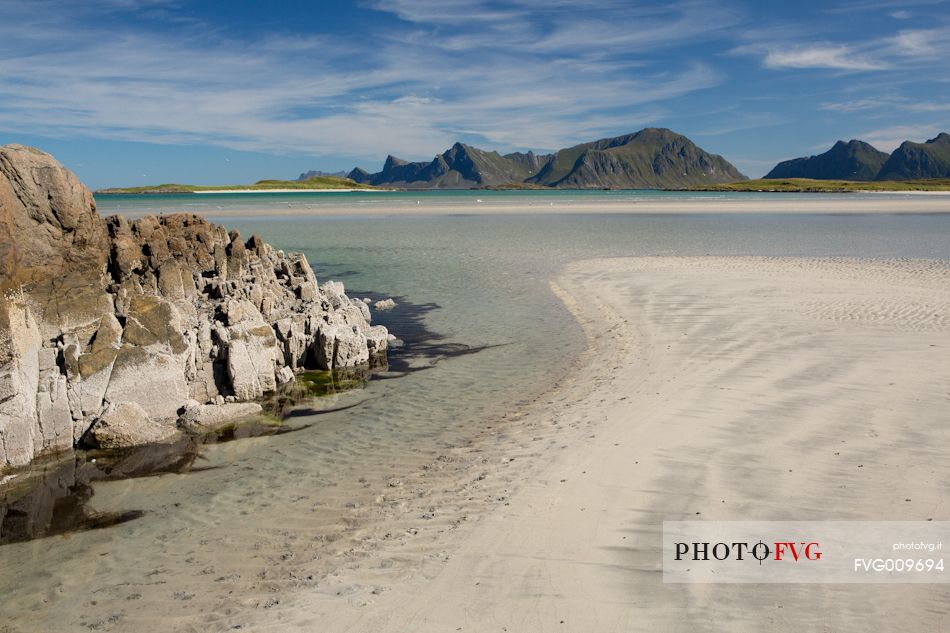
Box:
[3, 195, 950, 631]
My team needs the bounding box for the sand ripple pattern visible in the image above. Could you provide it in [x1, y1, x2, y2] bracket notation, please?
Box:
[3, 256, 948, 632]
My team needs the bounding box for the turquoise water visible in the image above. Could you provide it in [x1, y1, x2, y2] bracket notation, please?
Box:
[3, 194, 950, 630]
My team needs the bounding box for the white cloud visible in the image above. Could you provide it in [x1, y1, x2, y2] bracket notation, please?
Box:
[906, 101, 950, 112]
[0, 1, 729, 161]
[822, 0, 946, 15]
[820, 96, 950, 113]
[364, 0, 525, 25]
[736, 20, 950, 74]
[697, 113, 785, 136]
[819, 97, 900, 112]
[763, 45, 887, 70]
[886, 27, 950, 58]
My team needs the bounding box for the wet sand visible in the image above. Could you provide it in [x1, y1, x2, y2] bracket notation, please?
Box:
[232, 256, 950, 632]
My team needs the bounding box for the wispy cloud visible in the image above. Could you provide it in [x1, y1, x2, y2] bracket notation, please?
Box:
[735, 18, 950, 73]
[886, 27, 950, 58]
[697, 113, 786, 136]
[822, 0, 947, 14]
[3, 0, 947, 179]
[0, 1, 733, 161]
[821, 96, 950, 113]
[819, 97, 902, 112]
[763, 45, 887, 70]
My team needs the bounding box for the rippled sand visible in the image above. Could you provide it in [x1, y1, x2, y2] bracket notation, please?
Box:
[4, 247, 949, 631]
[219, 256, 950, 632]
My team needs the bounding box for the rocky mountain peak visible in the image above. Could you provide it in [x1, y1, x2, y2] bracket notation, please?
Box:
[383, 155, 408, 170]
[765, 138, 889, 181]
[347, 128, 744, 189]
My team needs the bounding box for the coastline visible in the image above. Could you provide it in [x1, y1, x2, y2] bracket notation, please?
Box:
[98, 195, 950, 218]
[226, 255, 950, 632]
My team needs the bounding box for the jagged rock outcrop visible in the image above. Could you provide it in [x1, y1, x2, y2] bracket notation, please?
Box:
[0, 144, 388, 469]
[0, 145, 110, 292]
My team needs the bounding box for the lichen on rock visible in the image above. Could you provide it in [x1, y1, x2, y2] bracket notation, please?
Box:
[0, 144, 388, 468]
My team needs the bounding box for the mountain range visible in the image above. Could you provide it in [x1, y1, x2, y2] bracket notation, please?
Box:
[877, 133, 950, 180]
[296, 129, 950, 189]
[765, 133, 950, 181]
[343, 128, 746, 189]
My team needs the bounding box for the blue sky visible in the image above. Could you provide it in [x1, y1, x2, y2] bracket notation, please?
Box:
[0, 0, 948, 188]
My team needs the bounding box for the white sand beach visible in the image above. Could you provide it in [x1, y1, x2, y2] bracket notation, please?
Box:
[139, 194, 950, 218]
[228, 256, 950, 632]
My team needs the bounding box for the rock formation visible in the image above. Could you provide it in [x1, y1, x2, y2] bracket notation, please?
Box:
[0, 144, 388, 470]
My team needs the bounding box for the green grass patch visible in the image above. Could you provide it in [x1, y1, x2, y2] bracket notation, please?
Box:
[681, 178, 950, 192]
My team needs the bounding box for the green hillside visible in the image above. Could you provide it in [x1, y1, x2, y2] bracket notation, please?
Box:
[765, 140, 889, 181]
[877, 133, 950, 180]
[526, 128, 745, 188]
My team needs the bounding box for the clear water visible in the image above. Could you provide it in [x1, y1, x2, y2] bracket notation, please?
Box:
[3, 192, 950, 631]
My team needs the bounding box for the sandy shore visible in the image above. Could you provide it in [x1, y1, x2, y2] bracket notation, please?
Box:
[226, 256, 950, 632]
[104, 194, 950, 219]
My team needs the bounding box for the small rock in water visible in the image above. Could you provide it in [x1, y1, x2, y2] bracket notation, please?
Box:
[374, 298, 396, 311]
[276, 366, 295, 384]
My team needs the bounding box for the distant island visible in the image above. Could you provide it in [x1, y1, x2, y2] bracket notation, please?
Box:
[96, 175, 379, 194]
[297, 169, 348, 180]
